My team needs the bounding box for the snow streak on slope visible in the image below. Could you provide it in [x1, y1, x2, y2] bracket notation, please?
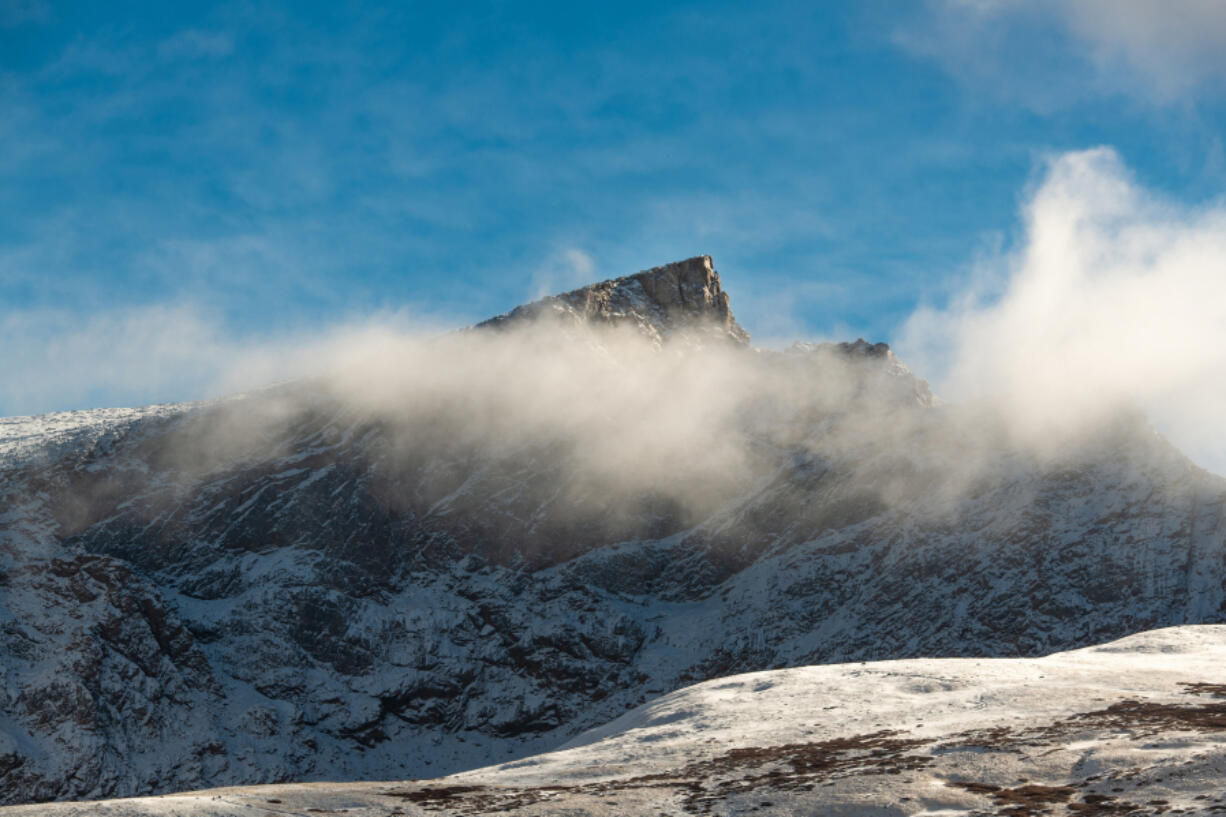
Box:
[6, 625, 1226, 816]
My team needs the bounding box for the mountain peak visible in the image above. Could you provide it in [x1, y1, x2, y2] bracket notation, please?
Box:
[478, 255, 750, 346]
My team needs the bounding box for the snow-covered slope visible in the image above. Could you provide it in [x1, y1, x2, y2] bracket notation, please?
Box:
[7, 625, 1226, 816]
[0, 404, 195, 471]
[1, 256, 1224, 806]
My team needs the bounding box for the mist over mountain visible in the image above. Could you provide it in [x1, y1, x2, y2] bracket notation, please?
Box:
[1, 256, 1224, 807]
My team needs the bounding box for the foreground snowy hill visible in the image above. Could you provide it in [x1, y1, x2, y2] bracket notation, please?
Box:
[6, 625, 1226, 816]
[2, 256, 1225, 805]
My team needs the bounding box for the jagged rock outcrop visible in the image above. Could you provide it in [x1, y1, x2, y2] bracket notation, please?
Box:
[477, 255, 749, 346]
[0, 257, 1224, 806]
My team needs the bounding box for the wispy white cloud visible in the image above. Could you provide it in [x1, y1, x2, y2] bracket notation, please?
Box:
[157, 29, 235, 61]
[0, 0, 49, 28]
[0, 302, 447, 417]
[901, 0, 1226, 105]
[0, 304, 238, 414]
[529, 248, 597, 299]
[1056, 0, 1226, 101]
[900, 147, 1226, 474]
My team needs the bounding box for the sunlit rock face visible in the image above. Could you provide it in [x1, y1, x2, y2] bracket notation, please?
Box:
[477, 255, 749, 347]
[1, 257, 1224, 806]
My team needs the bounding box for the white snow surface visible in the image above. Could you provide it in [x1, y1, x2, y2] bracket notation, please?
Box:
[9, 624, 1226, 816]
[0, 404, 193, 470]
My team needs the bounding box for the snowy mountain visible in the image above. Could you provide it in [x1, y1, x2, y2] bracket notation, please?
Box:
[6, 625, 1226, 815]
[1, 256, 1224, 806]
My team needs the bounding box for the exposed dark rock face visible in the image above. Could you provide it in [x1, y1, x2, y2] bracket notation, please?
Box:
[0, 257, 1224, 806]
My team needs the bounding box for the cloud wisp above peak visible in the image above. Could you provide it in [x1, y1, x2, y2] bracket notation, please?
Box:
[900, 147, 1226, 474]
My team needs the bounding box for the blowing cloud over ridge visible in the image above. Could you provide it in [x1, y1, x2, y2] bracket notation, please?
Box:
[4, 149, 1226, 478]
[901, 147, 1226, 475]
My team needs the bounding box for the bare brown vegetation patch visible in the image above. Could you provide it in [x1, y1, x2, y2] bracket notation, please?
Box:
[387, 730, 932, 814]
[387, 692, 1226, 815]
[1180, 682, 1226, 699]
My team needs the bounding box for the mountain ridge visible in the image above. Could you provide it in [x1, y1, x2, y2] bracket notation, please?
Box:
[0, 257, 1223, 806]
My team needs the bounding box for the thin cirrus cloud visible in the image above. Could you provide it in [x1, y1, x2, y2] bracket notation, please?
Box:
[899, 147, 1226, 475]
[156, 29, 235, 61]
[529, 248, 598, 300]
[900, 0, 1226, 105]
[0, 0, 48, 27]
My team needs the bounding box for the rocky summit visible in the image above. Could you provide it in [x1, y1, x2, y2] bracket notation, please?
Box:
[477, 255, 750, 346]
[1, 258, 1224, 807]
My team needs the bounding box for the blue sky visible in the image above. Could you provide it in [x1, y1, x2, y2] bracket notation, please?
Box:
[5, 0, 1226, 417]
